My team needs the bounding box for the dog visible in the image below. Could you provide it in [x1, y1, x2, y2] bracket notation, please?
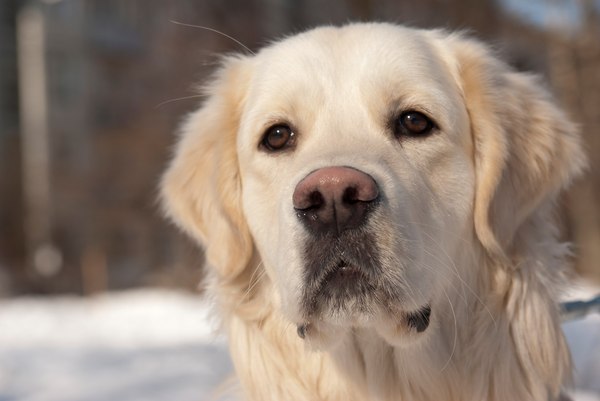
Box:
[160, 23, 586, 401]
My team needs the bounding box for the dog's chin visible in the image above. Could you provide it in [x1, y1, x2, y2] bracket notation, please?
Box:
[296, 266, 433, 349]
[307, 262, 378, 318]
[296, 305, 433, 351]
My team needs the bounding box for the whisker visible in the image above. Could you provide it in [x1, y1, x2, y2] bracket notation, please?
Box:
[230, 261, 267, 316]
[169, 20, 256, 55]
[413, 259, 468, 310]
[155, 94, 205, 109]
[241, 262, 266, 302]
[281, 319, 295, 343]
[403, 219, 474, 247]
[418, 238, 471, 305]
[440, 286, 457, 373]
[417, 229, 497, 326]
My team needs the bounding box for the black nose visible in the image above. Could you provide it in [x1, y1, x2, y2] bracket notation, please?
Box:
[292, 166, 379, 235]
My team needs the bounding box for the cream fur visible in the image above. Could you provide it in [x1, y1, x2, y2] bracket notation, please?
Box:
[160, 23, 586, 401]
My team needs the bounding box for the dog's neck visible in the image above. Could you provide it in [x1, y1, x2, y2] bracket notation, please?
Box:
[225, 295, 467, 401]
[327, 324, 464, 401]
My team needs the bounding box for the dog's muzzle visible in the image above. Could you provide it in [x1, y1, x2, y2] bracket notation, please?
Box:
[293, 166, 382, 316]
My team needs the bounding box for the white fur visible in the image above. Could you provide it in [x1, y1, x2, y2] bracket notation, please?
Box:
[161, 23, 586, 401]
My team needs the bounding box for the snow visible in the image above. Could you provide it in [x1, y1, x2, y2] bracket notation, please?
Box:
[0, 287, 598, 401]
[0, 290, 234, 401]
[562, 282, 600, 400]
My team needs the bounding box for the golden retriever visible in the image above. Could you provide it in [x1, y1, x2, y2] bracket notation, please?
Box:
[160, 23, 586, 401]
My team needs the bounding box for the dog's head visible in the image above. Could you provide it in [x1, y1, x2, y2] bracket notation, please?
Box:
[161, 24, 584, 348]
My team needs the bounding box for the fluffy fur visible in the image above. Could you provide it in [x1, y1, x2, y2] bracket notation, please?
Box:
[160, 23, 586, 401]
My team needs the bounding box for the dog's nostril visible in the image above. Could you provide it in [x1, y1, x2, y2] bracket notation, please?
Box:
[293, 189, 325, 211]
[308, 191, 324, 210]
[342, 187, 358, 204]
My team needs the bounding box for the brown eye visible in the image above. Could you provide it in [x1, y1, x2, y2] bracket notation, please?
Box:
[395, 111, 435, 137]
[261, 124, 294, 151]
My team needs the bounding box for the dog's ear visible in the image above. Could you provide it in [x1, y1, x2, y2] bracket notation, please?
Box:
[160, 57, 254, 282]
[448, 35, 586, 259]
[447, 35, 585, 397]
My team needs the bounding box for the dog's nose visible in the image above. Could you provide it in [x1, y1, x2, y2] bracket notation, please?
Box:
[293, 166, 379, 234]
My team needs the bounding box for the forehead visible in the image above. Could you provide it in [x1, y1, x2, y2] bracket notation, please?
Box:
[243, 24, 462, 127]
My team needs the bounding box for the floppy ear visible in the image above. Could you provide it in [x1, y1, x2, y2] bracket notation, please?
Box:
[448, 35, 586, 397]
[449, 36, 586, 259]
[160, 56, 254, 283]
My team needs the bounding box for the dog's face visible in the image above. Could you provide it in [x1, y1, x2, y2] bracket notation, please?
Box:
[161, 23, 584, 350]
[236, 25, 474, 343]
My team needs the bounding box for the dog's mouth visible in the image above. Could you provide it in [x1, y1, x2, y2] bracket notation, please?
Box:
[297, 303, 433, 340]
[301, 228, 383, 316]
[321, 259, 367, 286]
[301, 254, 378, 318]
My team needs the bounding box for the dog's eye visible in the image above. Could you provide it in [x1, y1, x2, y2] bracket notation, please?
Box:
[395, 111, 435, 137]
[261, 124, 295, 152]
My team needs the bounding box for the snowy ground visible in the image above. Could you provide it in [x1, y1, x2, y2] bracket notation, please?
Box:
[0, 287, 598, 401]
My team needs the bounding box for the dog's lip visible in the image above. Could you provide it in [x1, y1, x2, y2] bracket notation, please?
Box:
[405, 304, 432, 333]
[335, 259, 362, 273]
[322, 259, 366, 282]
[307, 258, 369, 302]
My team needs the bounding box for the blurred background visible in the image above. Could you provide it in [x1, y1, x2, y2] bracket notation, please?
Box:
[0, 0, 599, 296]
[0, 0, 599, 400]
